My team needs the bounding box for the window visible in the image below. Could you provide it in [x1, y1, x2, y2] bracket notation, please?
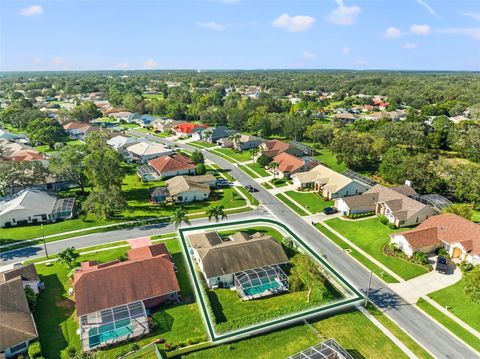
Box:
[9, 341, 27, 354]
[416, 217, 419, 223]
[169, 292, 177, 300]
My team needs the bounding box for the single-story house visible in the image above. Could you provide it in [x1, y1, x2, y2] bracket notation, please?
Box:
[109, 111, 133, 122]
[0, 264, 41, 294]
[106, 135, 142, 152]
[0, 188, 75, 228]
[219, 134, 263, 151]
[335, 184, 438, 227]
[332, 112, 357, 123]
[73, 242, 180, 351]
[0, 277, 38, 358]
[292, 164, 369, 199]
[63, 121, 96, 139]
[0, 139, 45, 162]
[390, 214, 480, 264]
[260, 140, 304, 158]
[0, 129, 28, 143]
[187, 231, 289, 299]
[272, 152, 316, 178]
[152, 119, 184, 133]
[137, 153, 196, 181]
[191, 126, 231, 143]
[163, 174, 216, 203]
[125, 141, 173, 163]
[173, 123, 208, 138]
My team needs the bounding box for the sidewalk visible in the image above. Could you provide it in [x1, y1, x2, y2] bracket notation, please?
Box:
[320, 222, 404, 282]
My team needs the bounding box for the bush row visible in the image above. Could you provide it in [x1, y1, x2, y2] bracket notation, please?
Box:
[346, 212, 375, 219]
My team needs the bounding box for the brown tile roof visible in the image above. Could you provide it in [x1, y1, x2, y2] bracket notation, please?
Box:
[401, 214, 480, 254]
[63, 121, 91, 131]
[400, 227, 441, 249]
[0, 264, 39, 283]
[0, 278, 37, 351]
[73, 243, 179, 316]
[273, 152, 305, 174]
[148, 154, 195, 174]
[262, 140, 291, 157]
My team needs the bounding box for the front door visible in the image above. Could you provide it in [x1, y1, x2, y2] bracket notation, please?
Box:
[452, 247, 462, 258]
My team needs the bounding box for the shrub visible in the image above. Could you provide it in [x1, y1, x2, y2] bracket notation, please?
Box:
[28, 341, 42, 359]
[257, 154, 272, 167]
[413, 251, 429, 264]
[437, 247, 450, 259]
[24, 287, 37, 312]
[196, 163, 206, 175]
[378, 215, 389, 225]
[387, 223, 397, 229]
[60, 346, 77, 359]
[129, 343, 140, 352]
[458, 260, 474, 273]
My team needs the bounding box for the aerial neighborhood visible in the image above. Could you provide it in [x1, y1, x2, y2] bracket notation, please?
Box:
[0, 69, 479, 359]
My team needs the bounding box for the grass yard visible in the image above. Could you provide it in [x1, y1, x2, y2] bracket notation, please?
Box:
[472, 210, 480, 222]
[244, 163, 270, 177]
[426, 279, 480, 332]
[207, 164, 235, 182]
[314, 149, 346, 173]
[324, 217, 429, 280]
[285, 191, 334, 213]
[190, 141, 218, 148]
[315, 224, 398, 283]
[235, 186, 260, 206]
[276, 193, 308, 216]
[416, 299, 480, 352]
[34, 238, 207, 359]
[178, 308, 410, 359]
[212, 148, 252, 162]
[271, 178, 290, 187]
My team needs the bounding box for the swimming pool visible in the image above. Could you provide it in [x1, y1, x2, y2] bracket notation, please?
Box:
[88, 319, 133, 348]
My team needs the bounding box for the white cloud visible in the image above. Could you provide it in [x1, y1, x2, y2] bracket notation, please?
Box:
[302, 51, 316, 60]
[354, 59, 367, 66]
[52, 57, 67, 66]
[144, 59, 158, 69]
[20, 5, 43, 16]
[384, 27, 402, 39]
[341, 46, 351, 55]
[196, 21, 224, 30]
[403, 42, 418, 49]
[272, 13, 316, 32]
[460, 11, 480, 22]
[416, 0, 440, 18]
[115, 62, 129, 70]
[327, 0, 361, 26]
[435, 27, 480, 40]
[410, 24, 431, 35]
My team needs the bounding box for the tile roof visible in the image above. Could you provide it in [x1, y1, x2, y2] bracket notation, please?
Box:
[401, 214, 480, 254]
[0, 264, 39, 283]
[174, 123, 208, 134]
[273, 152, 305, 173]
[262, 140, 291, 157]
[126, 142, 172, 156]
[0, 278, 37, 351]
[165, 174, 215, 196]
[148, 154, 195, 174]
[292, 164, 355, 193]
[73, 243, 179, 316]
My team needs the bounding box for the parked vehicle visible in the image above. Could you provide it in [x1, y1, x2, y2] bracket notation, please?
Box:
[245, 185, 258, 193]
[323, 207, 338, 215]
[435, 256, 449, 274]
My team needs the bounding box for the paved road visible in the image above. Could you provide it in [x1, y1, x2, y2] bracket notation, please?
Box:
[4, 132, 478, 358]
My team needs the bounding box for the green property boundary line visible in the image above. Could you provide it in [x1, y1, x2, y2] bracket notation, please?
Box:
[177, 218, 363, 343]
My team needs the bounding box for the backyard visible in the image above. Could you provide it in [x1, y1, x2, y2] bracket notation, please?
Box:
[324, 217, 430, 280]
[33, 238, 207, 359]
[314, 149, 346, 173]
[284, 191, 334, 213]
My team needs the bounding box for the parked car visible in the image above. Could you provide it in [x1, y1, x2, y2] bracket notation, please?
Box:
[435, 256, 449, 274]
[323, 207, 338, 215]
[245, 185, 258, 193]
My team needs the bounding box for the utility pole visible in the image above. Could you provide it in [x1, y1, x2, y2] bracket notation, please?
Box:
[364, 270, 373, 308]
[41, 223, 49, 259]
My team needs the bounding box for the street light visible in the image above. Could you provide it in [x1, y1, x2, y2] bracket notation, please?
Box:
[41, 224, 49, 259]
[364, 268, 384, 308]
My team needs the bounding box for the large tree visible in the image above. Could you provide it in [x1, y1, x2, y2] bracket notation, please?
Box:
[82, 186, 127, 219]
[68, 101, 102, 122]
[26, 118, 68, 148]
[170, 207, 190, 228]
[49, 145, 88, 193]
[206, 205, 227, 222]
[306, 123, 333, 147]
[451, 121, 480, 163]
[330, 131, 379, 171]
[0, 161, 49, 195]
[464, 265, 480, 303]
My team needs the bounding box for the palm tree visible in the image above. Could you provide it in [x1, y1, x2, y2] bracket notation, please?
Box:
[58, 247, 79, 268]
[170, 206, 191, 228]
[249, 148, 259, 162]
[229, 133, 242, 150]
[269, 161, 279, 179]
[202, 128, 214, 143]
[206, 205, 228, 222]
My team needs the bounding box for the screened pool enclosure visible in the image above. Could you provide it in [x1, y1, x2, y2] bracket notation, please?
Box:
[234, 265, 288, 300]
[79, 301, 149, 351]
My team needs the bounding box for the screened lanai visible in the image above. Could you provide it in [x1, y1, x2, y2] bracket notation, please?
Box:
[79, 301, 149, 351]
[287, 339, 354, 359]
[234, 265, 288, 300]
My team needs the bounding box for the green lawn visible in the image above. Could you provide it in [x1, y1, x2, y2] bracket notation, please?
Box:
[426, 279, 480, 332]
[416, 299, 480, 352]
[271, 178, 290, 187]
[190, 141, 218, 148]
[235, 186, 260, 206]
[276, 193, 308, 216]
[179, 309, 410, 359]
[238, 165, 260, 178]
[325, 217, 430, 280]
[314, 149, 346, 173]
[1, 172, 246, 246]
[245, 163, 270, 177]
[285, 191, 334, 213]
[315, 224, 398, 283]
[207, 164, 235, 182]
[34, 238, 207, 359]
[472, 210, 480, 222]
[212, 148, 252, 162]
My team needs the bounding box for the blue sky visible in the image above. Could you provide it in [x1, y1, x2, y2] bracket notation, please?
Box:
[1, 0, 479, 71]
